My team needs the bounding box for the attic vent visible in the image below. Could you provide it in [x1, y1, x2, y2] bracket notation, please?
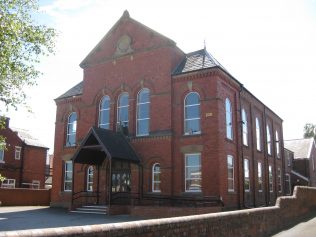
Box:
[115, 35, 133, 56]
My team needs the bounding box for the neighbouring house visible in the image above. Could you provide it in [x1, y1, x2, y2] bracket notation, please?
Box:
[0, 117, 48, 189]
[284, 138, 316, 188]
[51, 11, 286, 215]
[284, 148, 294, 195]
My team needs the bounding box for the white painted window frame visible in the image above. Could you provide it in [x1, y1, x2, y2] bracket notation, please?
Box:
[15, 146, 21, 160]
[136, 88, 150, 136]
[244, 159, 250, 192]
[98, 96, 110, 129]
[86, 166, 93, 192]
[185, 153, 201, 192]
[117, 92, 129, 128]
[184, 92, 201, 135]
[258, 162, 263, 192]
[225, 98, 233, 140]
[152, 163, 161, 192]
[64, 161, 73, 192]
[227, 155, 234, 192]
[256, 117, 261, 151]
[242, 109, 248, 146]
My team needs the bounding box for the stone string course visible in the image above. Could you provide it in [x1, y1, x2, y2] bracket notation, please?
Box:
[1, 186, 316, 237]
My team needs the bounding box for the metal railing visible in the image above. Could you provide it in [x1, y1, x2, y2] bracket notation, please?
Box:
[111, 192, 224, 207]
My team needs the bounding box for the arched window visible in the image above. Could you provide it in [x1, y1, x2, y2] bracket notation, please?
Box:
[99, 96, 110, 129]
[137, 88, 150, 136]
[152, 163, 161, 192]
[86, 166, 93, 191]
[225, 98, 233, 140]
[256, 117, 261, 151]
[266, 125, 271, 155]
[184, 92, 200, 135]
[66, 112, 77, 147]
[117, 93, 129, 128]
[242, 109, 248, 146]
[275, 131, 280, 158]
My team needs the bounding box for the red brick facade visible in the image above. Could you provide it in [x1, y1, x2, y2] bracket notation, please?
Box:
[0, 118, 48, 189]
[51, 11, 285, 210]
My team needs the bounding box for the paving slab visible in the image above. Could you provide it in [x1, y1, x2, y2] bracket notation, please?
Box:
[272, 216, 316, 237]
[0, 206, 142, 232]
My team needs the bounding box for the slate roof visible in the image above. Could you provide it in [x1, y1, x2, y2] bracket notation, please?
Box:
[284, 138, 314, 159]
[172, 48, 227, 75]
[10, 127, 48, 149]
[55, 81, 83, 100]
[73, 127, 140, 165]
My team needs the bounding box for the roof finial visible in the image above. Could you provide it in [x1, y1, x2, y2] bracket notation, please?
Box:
[123, 10, 130, 18]
[204, 39, 206, 50]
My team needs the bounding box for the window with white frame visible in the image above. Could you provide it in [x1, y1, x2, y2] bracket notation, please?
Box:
[287, 153, 292, 167]
[256, 117, 261, 151]
[285, 173, 291, 195]
[185, 153, 201, 192]
[66, 112, 77, 147]
[152, 163, 161, 192]
[15, 146, 21, 160]
[0, 147, 4, 163]
[244, 159, 250, 192]
[266, 125, 271, 155]
[242, 109, 248, 146]
[99, 96, 110, 129]
[275, 131, 280, 158]
[227, 155, 234, 192]
[269, 165, 273, 192]
[137, 88, 150, 136]
[1, 179, 15, 188]
[277, 168, 282, 193]
[258, 162, 263, 192]
[117, 93, 129, 128]
[64, 161, 73, 191]
[87, 166, 93, 191]
[184, 92, 200, 135]
[32, 180, 40, 189]
[225, 98, 233, 140]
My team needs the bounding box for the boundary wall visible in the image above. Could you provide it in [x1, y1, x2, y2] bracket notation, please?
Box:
[2, 186, 316, 237]
[0, 188, 50, 206]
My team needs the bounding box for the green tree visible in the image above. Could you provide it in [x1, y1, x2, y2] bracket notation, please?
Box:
[0, 0, 56, 178]
[303, 123, 316, 140]
[0, 0, 56, 113]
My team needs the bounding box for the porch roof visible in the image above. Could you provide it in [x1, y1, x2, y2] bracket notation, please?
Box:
[72, 127, 140, 165]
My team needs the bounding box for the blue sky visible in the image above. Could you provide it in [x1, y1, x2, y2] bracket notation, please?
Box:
[7, 0, 316, 153]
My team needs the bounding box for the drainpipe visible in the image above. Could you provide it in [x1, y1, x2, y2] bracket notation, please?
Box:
[263, 106, 269, 206]
[249, 104, 256, 207]
[71, 161, 75, 210]
[238, 85, 244, 209]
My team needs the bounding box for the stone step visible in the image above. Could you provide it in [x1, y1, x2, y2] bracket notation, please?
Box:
[71, 205, 108, 215]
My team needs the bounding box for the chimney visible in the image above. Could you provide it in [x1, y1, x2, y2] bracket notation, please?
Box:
[5, 117, 10, 128]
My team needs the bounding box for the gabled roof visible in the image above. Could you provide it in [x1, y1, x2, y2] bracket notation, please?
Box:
[284, 138, 315, 159]
[55, 81, 83, 100]
[80, 10, 177, 68]
[172, 48, 227, 75]
[291, 170, 309, 182]
[72, 127, 140, 165]
[10, 127, 48, 149]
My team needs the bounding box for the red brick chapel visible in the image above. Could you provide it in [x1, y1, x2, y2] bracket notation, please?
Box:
[51, 11, 286, 215]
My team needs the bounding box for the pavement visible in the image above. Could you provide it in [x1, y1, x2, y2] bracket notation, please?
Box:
[0, 206, 142, 232]
[272, 216, 316, 237]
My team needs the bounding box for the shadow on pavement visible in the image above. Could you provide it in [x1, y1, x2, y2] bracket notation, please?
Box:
[0, 206, 143, 232]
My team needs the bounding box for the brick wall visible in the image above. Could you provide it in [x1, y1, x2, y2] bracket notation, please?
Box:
[0, 188, 51, 206]
[7, 186, 316, 237]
